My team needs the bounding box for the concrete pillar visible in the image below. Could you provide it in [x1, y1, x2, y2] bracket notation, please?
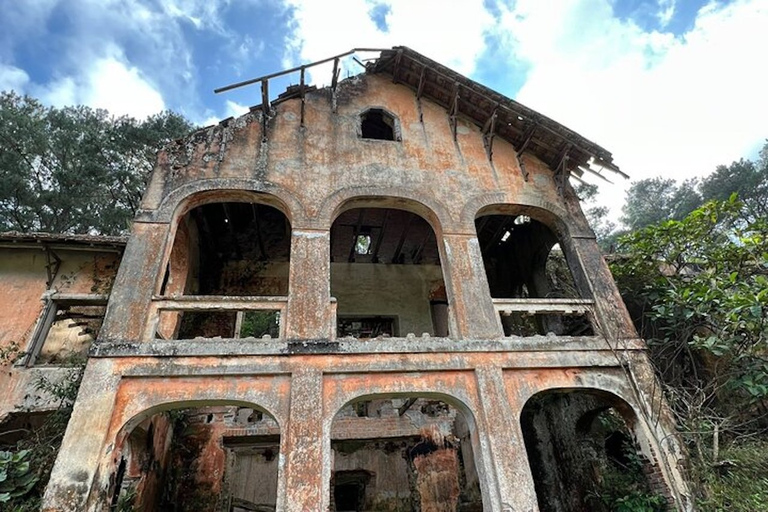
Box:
[100, 222, 168, 342]
[475, 366, 539, 511]
[285, 229, 332, 340]
[441, 233, 501, 339]
[280, 368, 327, 511]
[41, 359, 120, 512]
[569, 236, 637, 339]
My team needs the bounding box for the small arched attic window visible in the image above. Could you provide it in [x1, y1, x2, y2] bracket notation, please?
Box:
[360, 108, 400, 141]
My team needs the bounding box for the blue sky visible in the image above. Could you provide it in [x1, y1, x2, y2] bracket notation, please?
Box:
[1, 0, 766, 218]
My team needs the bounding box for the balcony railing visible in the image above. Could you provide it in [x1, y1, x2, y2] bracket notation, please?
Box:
[492, 298, 596, 337]
[147, 295, 289, 341]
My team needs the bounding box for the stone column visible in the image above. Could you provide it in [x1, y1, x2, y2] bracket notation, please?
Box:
[441, 233, 501, 339]
[100, 222, 169, 342]
[279, 368, 327, 511]
[41, 359, 120, 512]
[475, 366, 539, 511]
[285, 229, 332, 340]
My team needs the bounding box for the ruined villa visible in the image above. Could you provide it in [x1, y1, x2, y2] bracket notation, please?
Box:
[0, 47, 691, 511]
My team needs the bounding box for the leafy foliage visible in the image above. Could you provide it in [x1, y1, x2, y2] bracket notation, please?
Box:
[0, 368, 83, 511]
[612, 195, 768, 507]
[696, 441, 768, 511]
[620, 177, 702, 231]
[586, 410, 669, 512]
[0, 91, 194, 235]
[0, 450, 38, 503]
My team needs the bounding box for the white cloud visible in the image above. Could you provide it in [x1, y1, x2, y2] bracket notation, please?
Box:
[0, 64, 30, 92]
[283, 0, 494, 84]
[225, 100, 250, 118]
[32, 45, 165, 119]
[495, 0, 768, 220]
[83, 57, 165, 118]
[657, 0, 676, 27]
[1, 0, 255, 120]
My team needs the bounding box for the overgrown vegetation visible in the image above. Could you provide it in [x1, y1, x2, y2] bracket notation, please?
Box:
[611, 194, 768, 509]
[0, 340, 83, 512]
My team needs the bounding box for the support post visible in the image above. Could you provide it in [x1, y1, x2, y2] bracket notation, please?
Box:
[42, 359, 120, 512]
[440, 233, 500, 339]
[285, 229, 332, 339]
[300, 66, 306, 127]
[261, 78, 270, 139]
[482, 106, 498, 162]
[475, 366, 539, 511]
[280, 368, 326, 511]
[449, 82, 460, 141]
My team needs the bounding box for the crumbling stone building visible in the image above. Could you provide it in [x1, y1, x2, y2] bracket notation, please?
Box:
[1, 47, 692, 511]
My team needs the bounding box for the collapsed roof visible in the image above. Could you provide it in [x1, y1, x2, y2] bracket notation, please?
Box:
[216, 46, 625, 182]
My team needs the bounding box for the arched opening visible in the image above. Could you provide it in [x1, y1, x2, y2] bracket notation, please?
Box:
[475, 212, 594, 336]
[330, 206, 448, 338]
[360, 108, 398, 141]
[330, 395, 483, 511]
[110, 403, 281, 512]
[520, 389, 669, 512]
[157, 200, 291, 340]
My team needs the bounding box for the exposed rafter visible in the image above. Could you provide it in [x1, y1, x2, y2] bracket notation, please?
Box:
[214, 46, 624, 181]
[482, 105, 499, 162]
[448, 82, 460, 141]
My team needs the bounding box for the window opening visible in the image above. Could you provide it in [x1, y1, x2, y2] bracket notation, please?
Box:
[475, 214, 594, 336]
[24, 296, 107, 366]
[331, 207, 448, 339]
[360, 109, 397, 141]
[333, 471, 371, 512]
[354, 234, 372, 255]
[158, 201, 290, 340]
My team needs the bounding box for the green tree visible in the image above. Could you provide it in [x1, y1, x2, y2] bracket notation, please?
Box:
[699, 155, 768, 223]
[620, 177, 702, 231]
[0, 91, 194, 235]
[620, 140, 768, 232]
[611, 196, 768, 507]
[575, 182, 617, 247]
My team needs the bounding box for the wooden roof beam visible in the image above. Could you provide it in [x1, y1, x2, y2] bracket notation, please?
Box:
[300, 67, 306, 127]
[515, 124, 537, 181]
[392, 49, 403, 84]
[449, 82, 460, 141]
[260, 79, 269, 140]
[371, 209, 390, 263]
[483, 106, 499, 162]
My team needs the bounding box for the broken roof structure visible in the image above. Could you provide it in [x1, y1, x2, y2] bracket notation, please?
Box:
[218, 46, 626, 184]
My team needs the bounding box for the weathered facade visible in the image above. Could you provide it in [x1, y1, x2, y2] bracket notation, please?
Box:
[2, 47, 692, 511]
[0, 232, 124, 435]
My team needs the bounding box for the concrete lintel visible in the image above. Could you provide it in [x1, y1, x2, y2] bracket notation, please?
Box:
[91, 336, 645, 358]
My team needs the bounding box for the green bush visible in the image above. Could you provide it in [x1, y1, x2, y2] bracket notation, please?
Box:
[0, 449, 38, 503]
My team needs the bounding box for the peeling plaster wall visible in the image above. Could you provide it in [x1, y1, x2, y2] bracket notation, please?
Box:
[0, 246, 120, 423]
[0, 250, 49, 346]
